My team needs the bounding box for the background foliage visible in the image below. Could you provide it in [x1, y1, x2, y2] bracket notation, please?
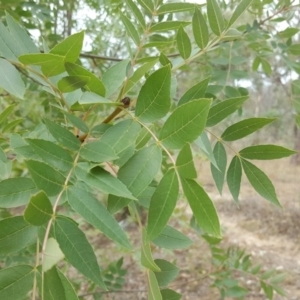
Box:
[0, 0, 299, 299]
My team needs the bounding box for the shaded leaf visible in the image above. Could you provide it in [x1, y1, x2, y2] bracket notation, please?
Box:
[0, 216, 36, 255]
[125, 0, 146, 29]
[65, 62, 105, 96]
[54, 216, 106, 288]
[221, 118, 276, 141]
[44, 267, 66, 300]
[0, 21, 19, 61]
[181, 178, 221, 237]
[147, 169, 179, 241]
[57, 75, 90, 93]
[195, 132, 218, 168]
[147, 270, 162, 300]
[206, 96, 248, 127]
[226, 156, 242, 202]
[241, 159, 281, 206]
[161, 288, 182, 300]
[239, 145, 296, 160]
[136, 65, 171, 122]
[149, 21, 190, 32]
[0, 58, 25, 99]
[0, 104, 15, 125]
[44, 119, 81, 151]
[75, 164, 136, 200]
[152, 225, 193, 250]
[26, 160, 65, 197]
[157, 3, 195, 14]
[154, 259, 179, 287]
[0, 177, 37, 208]
[0, 265, 34, 300]
[79, 91, 113, 105]
[57, 268, 79, 300]
[121, 13, 140, 46]
[160, 99, 211, 149]
[227, 0, 252, 28]
[210, 142, 227, 194]
[66, 185, 131, 249]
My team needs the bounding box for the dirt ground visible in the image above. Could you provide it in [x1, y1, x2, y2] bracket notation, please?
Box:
[82, 158, 300, 300]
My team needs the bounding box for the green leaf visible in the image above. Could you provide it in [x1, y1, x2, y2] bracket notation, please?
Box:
[195, 132, 218, 168]
[176, 144, 197, 179]
[136, 65, 171, 122]
[137, 0, 154, 13]
[160, 99, 211, 149]
[0, 177, 37, 208]
[0, 265, 34, 300]
[147, 270, 162, 300]
[210, 142, 227, 194]
[141, 230, 161, 272]
[149, 21, 190, 32]
[57, 268, 79, 300]
[157, 2, 195, 14]
[100, 119, 141, 155]
[0, 216, 36, 255]
[75, 164, 136, 200]
[79, 91, 113, 105]
[26, 138, 73, 172]
[176, 26, 191, 59]
[102, 59, 130, 97]
[57, 75, 90, 93]
[0, 58, 25, 99]
[206, 96, 248, 127]
[147, 169, 179, 241]
[178, 77, 210, 106]
[241, 159, 280, 206]
[261, 58, 272, 75]
[260, 281, 273, 300]
[6, 12, 39, 54]
[221, 118, 276, 141]
[0, 104, 15, 125]
[227, 0, 252, 28]
[121, 13, 140, 46]
[289, 44, 300, 55]
[24, 191, 53, 226]
[26, 160, 65, 197]
[44, 267, 66, 300]
[154, 259, 179, 287]
[64, 112, 89, 133]
[54, 216, 106, 288]
[192, 7, 209, 50]
[278, 27, 299, 39]
[2, 118, 23, 133]
[207, 0, 225, 36]
[43, 238, 65, 272]
[161, 289, 182, 300]
[125, 0, 146, 29]
[153, 225, 193, 249]
[19, 53, 65, 77]
[181, 178, 221, 237]
[66, 185, 131, 249]
[123, 59, 158, 94]
[80, 140, 118, 163]
[107, 144, 162, 213]
[239, 145, 296, 160]
[44, 119, 81, 151]
[226, 156, 242, 202]
[50, 31, 84, 63]
[0, 21, 19, 61]
[65, 62, 106, 96]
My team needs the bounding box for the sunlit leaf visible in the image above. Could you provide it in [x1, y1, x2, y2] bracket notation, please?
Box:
[177, 26, 191, 59]
[121, 13, 140, 46]
[149, 21, 190, 32]
[207, 0, 225, 36]
[43, 238, 65, 272]
[147, 270, 162, 300]
[136, 65, 171, 122]
[176, 143, 197, 179]
[125, 0, 146, 29]
[57, 75, 90, 93]
[192, 7, 209, 50]
[157, 3, 195, 14]
[227, 0, 253, 28]
[160, 99, 211, 149]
